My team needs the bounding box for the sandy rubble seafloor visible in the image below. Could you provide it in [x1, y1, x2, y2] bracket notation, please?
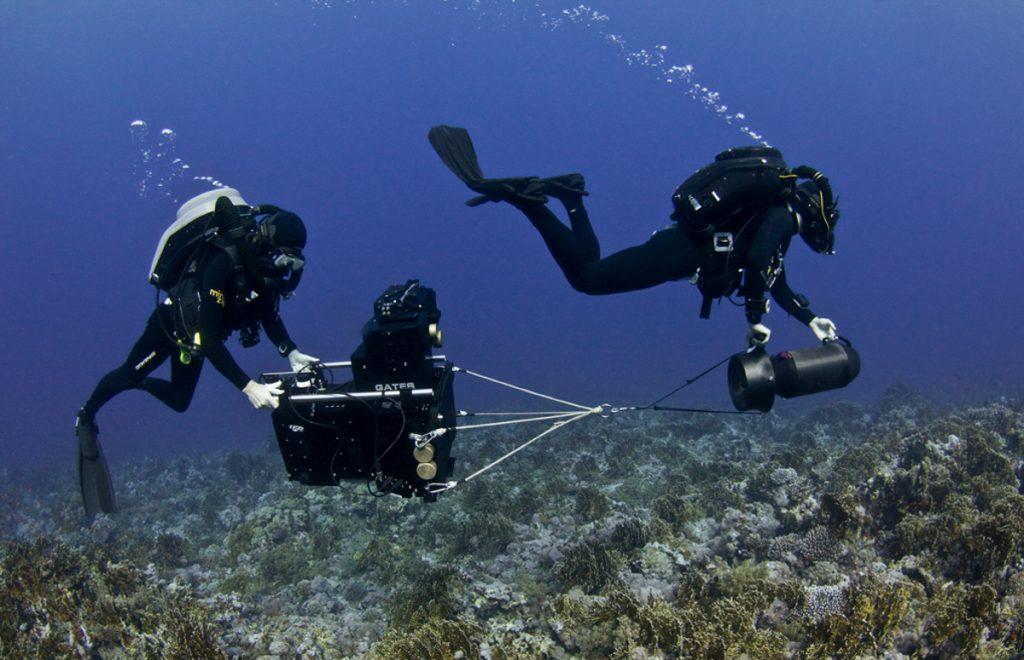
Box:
[2, 385, 1024, 658]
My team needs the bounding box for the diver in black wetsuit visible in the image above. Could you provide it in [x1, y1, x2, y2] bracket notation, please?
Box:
[428, 126, 841, 347]
[510, 183, 835, 345]
[75, 190, 317, 520]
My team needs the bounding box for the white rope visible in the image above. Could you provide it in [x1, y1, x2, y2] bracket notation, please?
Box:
[458, 410, 583, 417]
[454, 412, 584, 431]
[459, 410, 595, 484]
[419, 366, 604, 493]
[454, 367, 594, 412]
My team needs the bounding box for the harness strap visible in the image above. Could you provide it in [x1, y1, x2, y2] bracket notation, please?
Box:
[700, 294, 713, 319]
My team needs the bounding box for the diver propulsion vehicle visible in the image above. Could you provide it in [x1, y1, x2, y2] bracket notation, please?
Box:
[727, 338, 861, 412]
[262, 280, 456, 500]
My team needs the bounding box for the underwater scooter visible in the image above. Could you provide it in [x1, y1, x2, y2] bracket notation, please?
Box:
[726, 338, 861, 412]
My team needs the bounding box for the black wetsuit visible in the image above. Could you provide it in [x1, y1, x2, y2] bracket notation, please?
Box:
[515, 196, 817, 325]
[80, 251, 296, 419]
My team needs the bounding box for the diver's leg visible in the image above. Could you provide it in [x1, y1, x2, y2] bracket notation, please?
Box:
[79, 309, 173, 421]
[516, 198, 700, 292]
[516, 201, 602, 280]
[517, 201, 701, 294]
[560, 198, 599, 262]
[535, 173, 598, 260]
[570, 226, 703, 293]
[77, 308, 171, 520]
[138, 355, 204, 413]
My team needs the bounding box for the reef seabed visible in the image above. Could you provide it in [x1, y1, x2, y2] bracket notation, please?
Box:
[2, 389, 1023, 658]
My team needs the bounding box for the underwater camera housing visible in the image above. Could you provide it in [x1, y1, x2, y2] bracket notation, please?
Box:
[264, 280, 456, 500]
[728, 339, 861, 412]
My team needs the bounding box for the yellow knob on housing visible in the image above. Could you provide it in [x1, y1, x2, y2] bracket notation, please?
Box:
[428, 323, 443, 348]
[413, 444, 435, 463]
[416, 461, 438, 480]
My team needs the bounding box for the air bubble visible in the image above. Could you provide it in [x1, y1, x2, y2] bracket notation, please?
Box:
[129, 120, 231, 202]
[543, 3, 769, 145]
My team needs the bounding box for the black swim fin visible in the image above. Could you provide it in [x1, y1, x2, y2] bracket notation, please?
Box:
[428, 125, 486, 183]
[428, 125, 548, 206]
[464, 177, 548, 207]
[76, 413, 116, 521]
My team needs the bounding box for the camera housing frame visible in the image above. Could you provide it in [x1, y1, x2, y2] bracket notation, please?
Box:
[263, 281, 456, 500]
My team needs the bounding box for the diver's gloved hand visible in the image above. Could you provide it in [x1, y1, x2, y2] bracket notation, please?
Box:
[288, 349, 319, 374]
[747, 323, 772, 347]
[465, 177, 548, 207]
[243, 380, 284, 410]
[809, 317, 838, 342]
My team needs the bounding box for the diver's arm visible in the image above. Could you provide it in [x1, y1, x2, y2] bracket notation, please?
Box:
[198, 260, 251, 390]
[260, 297, 319, 372]
[770, 267, 838, 340]
[742, 205, 798, 324]
[260, 298, 298, 357]
[769, 269, 816, 325]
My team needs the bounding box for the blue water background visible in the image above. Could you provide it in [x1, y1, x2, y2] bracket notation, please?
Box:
[1, 1, 1021, 466]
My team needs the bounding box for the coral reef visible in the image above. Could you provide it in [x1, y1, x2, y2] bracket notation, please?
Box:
[2, 392, 1023, 656]
[0, 538, 227, 657]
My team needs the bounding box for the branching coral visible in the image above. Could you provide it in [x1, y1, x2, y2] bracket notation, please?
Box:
[924, 582, 997, 655]
[385, 564, 463, 630]
[767, 525, 841, 564]
[0, 538, 226, 657]
[650, 491, 700, 533]
[805, 576, 914, 657]
[553, 541, 622, 595]
[446, 511, 517, 559]
[574, 485, 611, 520]
[372, 618, 479, 660]
[610, 518, 651, 553]
[551, 563, 795, 658]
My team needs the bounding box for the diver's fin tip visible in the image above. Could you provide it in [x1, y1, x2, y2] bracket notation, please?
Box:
[428, 124, 485, 184]
[77, 421, 117, 521]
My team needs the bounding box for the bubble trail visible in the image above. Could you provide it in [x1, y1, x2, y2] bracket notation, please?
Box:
[308, 1, 769, 144]
[545, 4, 768, 145]
[128, 120, 231, 203]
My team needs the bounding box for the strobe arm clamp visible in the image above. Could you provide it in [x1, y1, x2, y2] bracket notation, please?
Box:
[410, 427, 448, 448]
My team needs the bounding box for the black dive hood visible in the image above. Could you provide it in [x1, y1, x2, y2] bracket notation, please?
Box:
[791, 169, 839, 254]
[728, 338, 861, 412]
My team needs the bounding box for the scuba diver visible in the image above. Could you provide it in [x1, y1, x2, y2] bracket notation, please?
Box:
[75, 189, 318, 521]
[428, 126, 842, 348]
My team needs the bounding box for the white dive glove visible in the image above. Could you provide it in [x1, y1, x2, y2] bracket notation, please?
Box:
[746, 323, 772, 347]
[809, 317, 838, 342]
[288, 349, 320, 373]
[243, 380, 283, 410]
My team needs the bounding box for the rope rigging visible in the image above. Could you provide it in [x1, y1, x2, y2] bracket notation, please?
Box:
[426, 350, 765, 493]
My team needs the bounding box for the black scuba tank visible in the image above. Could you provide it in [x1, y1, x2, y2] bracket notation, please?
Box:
[728, 339, 861, 412]
[671, 146, 792, 236]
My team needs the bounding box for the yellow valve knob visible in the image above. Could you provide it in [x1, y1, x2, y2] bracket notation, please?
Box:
[428, 323, 443, 348]
[416, 461, 438, 480]
[413, 444, 435, 463]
